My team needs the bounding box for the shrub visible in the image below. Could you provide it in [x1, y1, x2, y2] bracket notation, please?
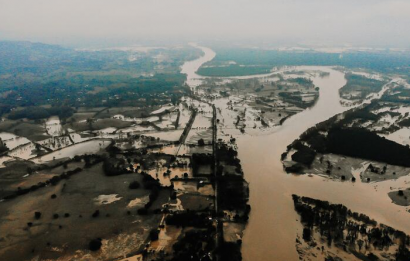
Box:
[92, 210, 100, 218]
[34, 212, 42, 219]
[89, 238, 102, 251]
[137, 208, 148, 215]
[149, 229, 159, 241]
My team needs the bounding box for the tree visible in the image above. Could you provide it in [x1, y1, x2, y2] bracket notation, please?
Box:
[303, 228, 311, 241]
[149, 229, 159, 241]
[34, 212, 42, 219]
[89, 238, 102, 251]
[92, 210, 100, 218]
[198, 138, 205, 146]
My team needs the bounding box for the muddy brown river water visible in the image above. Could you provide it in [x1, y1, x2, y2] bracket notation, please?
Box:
[182, 47, 410, 261]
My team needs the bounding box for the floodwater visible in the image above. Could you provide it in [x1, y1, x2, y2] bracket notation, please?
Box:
[0, 132, 30, 150]
[237, 67, 347, 260]
[180, 43, 215, 89]
[45, 116, 63, 136]
[181, 47, 410, 260]
[32, 139, 111, 163]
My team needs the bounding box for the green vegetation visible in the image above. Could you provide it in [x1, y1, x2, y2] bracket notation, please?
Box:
[197, 47, 410, 77]
[169, 229, 215, 261]
[197, 64, 272, 77]
[0, 41, 200, 116]
[8, 106, 74, 120]
[293, 195, 410, 261]
[288, 101, 410, 168]
[382, 86, 410, 104]
[290, 122, 410, 168]
[340, 73, 387, 99]
[325, 127, 410, 167]
[291, 142, 316, 166]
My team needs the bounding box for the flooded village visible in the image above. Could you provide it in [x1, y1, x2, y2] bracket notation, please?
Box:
[0, 45, 250, 261]
[0, 94, 250, 260]
[1, 43, 410, 261]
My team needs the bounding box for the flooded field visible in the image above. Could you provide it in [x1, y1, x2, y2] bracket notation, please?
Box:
[0, 132, 31, 150]
[32, 139, 111, 163]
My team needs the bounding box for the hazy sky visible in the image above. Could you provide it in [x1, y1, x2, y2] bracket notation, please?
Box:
[1, 0, 409, 47]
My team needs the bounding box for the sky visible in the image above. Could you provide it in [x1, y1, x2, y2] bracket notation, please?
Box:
[0, 0, 410, 48]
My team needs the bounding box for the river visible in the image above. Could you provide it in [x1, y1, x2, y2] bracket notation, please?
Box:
[180, 43, 216, 90]
[181, 47, 410, 260]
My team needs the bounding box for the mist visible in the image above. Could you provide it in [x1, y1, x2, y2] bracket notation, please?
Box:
[1, 0, 410, 48]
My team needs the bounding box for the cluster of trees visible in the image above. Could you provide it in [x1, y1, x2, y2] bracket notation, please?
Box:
[279, 91, 317, 109]
[197, 64, 272, 77]
[137, 172, 162, 215]
[2, 154, 104, 200]
[216, 142, 246, 261]
[4, 167, 83, 200]
[167, 229, 215, 261]
[216, 242, 242, 261]
[340, 73, 387, 99]
[0, 141, 8, 154]
[287, 77, 314, 87]
[165, 211, 212, 228]
[199, 47, 410, 76]
[218, 176, 249, 213]
[290, 141, 316, 166]
[292, 195, 410, 260]
[0, 74, 188, 117]
[102, 157, 131, 176]
[216, 142, 250, 221]
[382, 87, 410, 105]
[216, 143, 238, 163]
[287, 102, 410, 169]
[191, 153, 213, 176]
[0, 41, 196, 117]
[398, 117, 410, 127]
[326, 128, 410, 167]
[7, 106, 74, 120]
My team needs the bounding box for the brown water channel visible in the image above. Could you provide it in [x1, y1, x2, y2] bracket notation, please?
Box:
[181, 48, 410, 260]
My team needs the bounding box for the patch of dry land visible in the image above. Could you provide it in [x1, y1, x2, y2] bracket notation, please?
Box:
[337, 69, 389, 106]
[388, 189, 410, 207]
